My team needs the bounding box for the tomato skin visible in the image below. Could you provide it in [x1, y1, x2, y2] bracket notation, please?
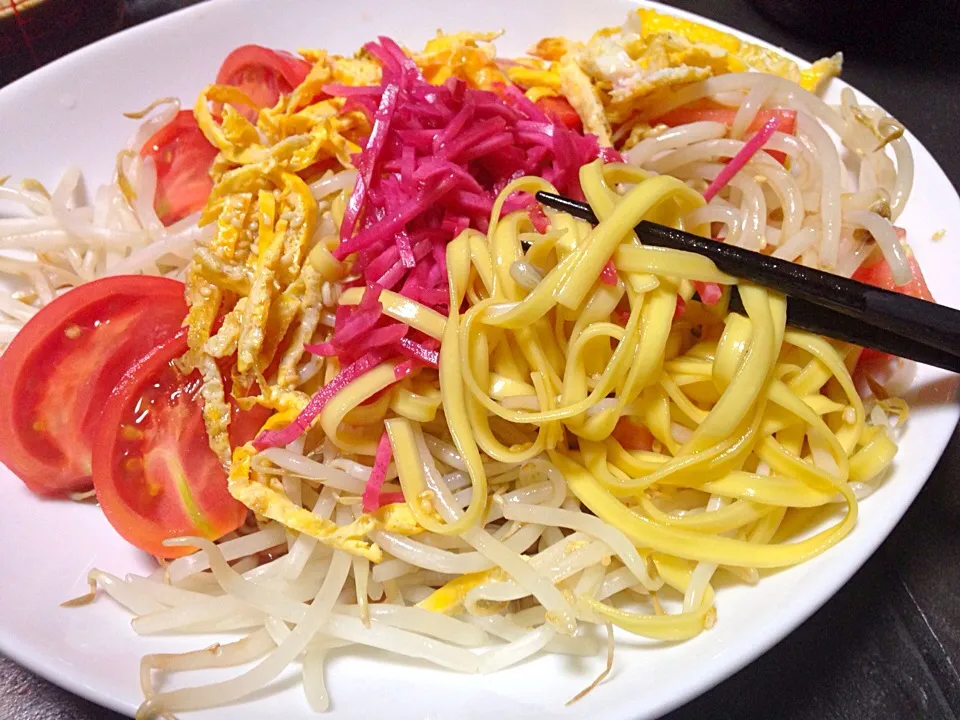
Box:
[94, 330, 260, 559]
[215, 45, 312, 118]
[655, 107, 797, 136]
[536, 96, 583, 132]
[140, 110, 218, 226]
[229, 392, 273, 451]
[0, 277, 188, 497]
[852, 230, 934, 370]
[140, 47, 310, 226]
[851, 231, 934, 302]
[612, 418, 655, 451]
[655, 107, 796, 163]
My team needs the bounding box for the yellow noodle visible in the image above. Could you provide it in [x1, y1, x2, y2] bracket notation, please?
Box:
[205, 162, 897, 651]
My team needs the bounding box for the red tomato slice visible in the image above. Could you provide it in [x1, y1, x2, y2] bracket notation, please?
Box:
[94, 330, 265, 558]
[536, 96, 583, 132]
[853, 228, 934, 370]
[655, 107, 797, 135]
[655, 107, 796, 163]
[612, 418, 655, 451]
[851, 229, 934, 302]
[140, 110, 219, 226]
[0, 277, 188, 497]
[216, 45, 312, 120]
[140, 48, 309, 227]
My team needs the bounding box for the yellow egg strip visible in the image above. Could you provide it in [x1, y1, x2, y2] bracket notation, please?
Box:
[277, 265, 323, 388]
[390, 383, 442, 424]
[195, 353, 233, 468]
[319, 361, 403, 456]
[338, 287, 447, 340]
[682, 285, 781, 454]
[416, 568, 505, 615]
[580, 554, 715, 641]
[637, 494, 772, 534]
[551, 450, 857, 569]
[696, 472, 835, 508]
[848, 427, 898, 483]
[227, 446, 382, 562]
[176, 67, 902, 654]
[784, 330, 865, 454]
[615, 246, 736, 284]
[237, 191, 284, 373]
[204, 298, 246, 359]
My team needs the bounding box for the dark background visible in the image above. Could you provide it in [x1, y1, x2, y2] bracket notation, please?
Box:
[2, 1, 960, 718]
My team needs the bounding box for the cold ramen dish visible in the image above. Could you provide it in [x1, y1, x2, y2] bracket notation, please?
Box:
[0, 9, 932, 719]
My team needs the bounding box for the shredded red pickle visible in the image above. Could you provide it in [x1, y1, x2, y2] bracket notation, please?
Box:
[361, 431, 395, 512]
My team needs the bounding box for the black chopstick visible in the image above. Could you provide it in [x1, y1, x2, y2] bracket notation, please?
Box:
[728, 289, 960, 373]
[535, 191, 960, 374]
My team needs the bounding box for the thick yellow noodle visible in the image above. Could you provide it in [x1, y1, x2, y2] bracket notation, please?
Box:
[225, 158, 898, 643]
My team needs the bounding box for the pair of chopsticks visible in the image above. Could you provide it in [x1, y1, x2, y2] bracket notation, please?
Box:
[535, 191, 960, 374]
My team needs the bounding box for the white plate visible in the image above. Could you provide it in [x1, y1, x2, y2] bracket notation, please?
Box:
[1, 1, 958, 718]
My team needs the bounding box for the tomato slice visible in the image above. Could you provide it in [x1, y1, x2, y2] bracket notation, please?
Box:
[139, 47, 310, 226]
[853, 228, 935, 370]
[94, 330, 265, 558]
[612, 418, 655, 451]
[215, 45, 312, 120]
[140, 110, 219, 227]
[535, 96, 583, 132]
[655, 107, 796, 163]
[0, 277, 188, 497]
[655, 107, 798, 135]
[851, 229, 934, 302]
